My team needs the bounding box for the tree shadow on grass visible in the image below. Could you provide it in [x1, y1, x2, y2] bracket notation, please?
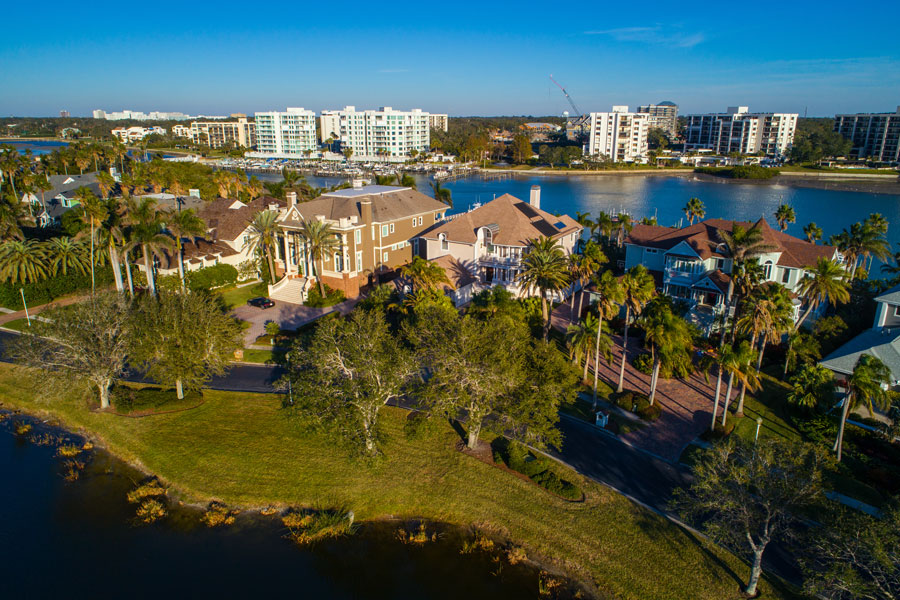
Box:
[631, 507, 745, 591]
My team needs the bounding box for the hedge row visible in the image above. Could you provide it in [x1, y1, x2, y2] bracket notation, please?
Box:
[492, 439, 582, 501]
[0, 267, 115, 310]
[611, 389, 662, 421]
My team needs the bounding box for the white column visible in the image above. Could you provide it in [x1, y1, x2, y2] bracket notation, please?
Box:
[283, 234, 293, 275]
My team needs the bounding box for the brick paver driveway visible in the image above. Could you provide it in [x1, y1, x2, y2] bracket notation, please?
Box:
[232, 298, 358, 346]
[553, 293, 719, 462]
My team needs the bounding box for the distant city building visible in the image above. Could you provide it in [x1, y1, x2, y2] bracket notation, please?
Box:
[172, 125, 192, 138]
[429, 114, 449, 132]
[637, 102, 678, 137]
[92, 109, 226, 122]
[190, 117, 256, 149]
[111, 126, 167, 142]
[59, 110, 70, 118]
[254, 108, 318, 157]
[584, 106, 650, 163]
[833, 107, 900, 163]
[319, 106, 431, 161]
[684, 107, 797, 156]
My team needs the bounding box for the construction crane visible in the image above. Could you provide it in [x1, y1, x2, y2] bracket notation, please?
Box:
[549, 74, 582, 118]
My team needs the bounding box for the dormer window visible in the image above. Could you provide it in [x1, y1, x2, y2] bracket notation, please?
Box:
[763, 260, 773, 279]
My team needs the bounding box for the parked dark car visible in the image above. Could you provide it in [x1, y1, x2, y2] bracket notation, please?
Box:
[247, 297, 275, 309]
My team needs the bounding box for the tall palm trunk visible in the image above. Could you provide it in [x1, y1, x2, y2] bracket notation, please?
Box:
[316, 253, 326, 296]
[616, 306, 631, 393]
[757, 336, 767, 371]
[108, 241, 124, 293]
[736, 381, 748, 416]
[833, 393, 852, 462]
[89, 219, 96, 294]
[649, 356, 661, 405]
[582, 351, 590, 381]
[540, 289, 550, 341]
[176, 240, 186, 291]
[721, 372, 735, 427]
[176, 379, 184, 400]
[124, 251, 134, 296]
[142, 243, 156, 296]
[711, 367, 723, 430]
[576, 285, 585, 319]
[266, 244, 276, 283]
[592, 309, 605, 408]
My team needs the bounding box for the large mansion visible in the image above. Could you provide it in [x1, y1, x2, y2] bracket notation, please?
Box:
[624, 218, 840, 322]
[417, 187, 582, 306]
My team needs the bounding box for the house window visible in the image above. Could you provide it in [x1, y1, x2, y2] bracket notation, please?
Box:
[440, 234, 448, 251]
[715, 258, 725, 270]
[763, 260, 773, 279]
[356, 251, 363, 272]
[334, 253, 344, 272]
[781, 268, 790, 284]
[354, 229, 361, 244]
[381, 224, 389, 236]
[412, 238, 419, 254]
[893, 305, 900, 318]
[418, 216, 423, 226]
[389, 223, 395, 234]
[383, 252, 389, 262]
[412, 218, 417, 227]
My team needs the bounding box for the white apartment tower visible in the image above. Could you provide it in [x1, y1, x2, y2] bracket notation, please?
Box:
[254, 108, 317, 157]
[684, 107, 798, 156]
[834, 107, 900, 162]
[429, 114, 449, 132]
[584, 106, 650, 163]
[321, 106, 431, 160]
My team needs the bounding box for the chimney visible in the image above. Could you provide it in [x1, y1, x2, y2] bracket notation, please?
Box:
[286, 191, 297, 207]
[360, 199, 373, 224]
[529, 185, 541, 210]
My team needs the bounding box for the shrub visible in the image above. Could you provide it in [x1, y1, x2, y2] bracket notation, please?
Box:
[493, 439, 582, 500]
[636, 402, 662, 422]
[187, 263, 239, 292]
[14, 421, 32, 435]
[0, 266, 114, 309]
[305, 284, 346, 308]
[632, 353, 652, 375]
[57, 444, 82, 458]
[700, 420, 735, 442]
[135, 499, 167, 524]
[201, 501, 238, 527]
[284, 508, 355, 545]
[694, 165, 778, 180]
[127, 480, 167, 504]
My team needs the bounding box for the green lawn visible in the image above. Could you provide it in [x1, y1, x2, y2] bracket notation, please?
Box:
[1, 318, 35, 332]
[778, 165, 898, 175]
[731, 374, 802, 443]
[0, 363, 798, 600]
[218, 282, 268, 310]
[239, 348, 285, 364]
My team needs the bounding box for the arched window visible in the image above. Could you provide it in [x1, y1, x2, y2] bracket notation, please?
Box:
[763, 260, 773, 279]
[439, 233, 448, 251]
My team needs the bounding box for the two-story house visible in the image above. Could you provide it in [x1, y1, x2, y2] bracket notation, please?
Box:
[821, 285, 900, 388]
[21, 173, 102, 228]
[273, 185, 449, 299]
[417, 187, 582, 306]
[624, 217, 840, 323]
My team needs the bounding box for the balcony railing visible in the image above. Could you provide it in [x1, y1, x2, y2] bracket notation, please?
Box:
[478, 254, 522, 266]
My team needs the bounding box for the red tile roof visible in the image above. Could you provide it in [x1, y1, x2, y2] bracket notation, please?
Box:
[625, 218, 835, 269]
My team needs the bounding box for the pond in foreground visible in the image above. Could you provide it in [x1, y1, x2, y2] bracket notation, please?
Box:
[0, 415, 564, 599]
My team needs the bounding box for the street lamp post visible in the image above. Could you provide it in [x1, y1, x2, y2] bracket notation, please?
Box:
[755, 417, 763, 442]
[20, 288, 31, 327]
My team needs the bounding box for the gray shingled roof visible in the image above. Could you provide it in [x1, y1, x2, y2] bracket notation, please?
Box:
[281, 186, 447, 227]
[820, 328, 900, 382]
[875, 284, 900, 306]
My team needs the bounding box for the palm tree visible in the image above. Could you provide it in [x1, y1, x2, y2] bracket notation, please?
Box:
[166, 208, 207, 290]
[430, 180, 452, 208]
[281, 167, 301, 189]
[75, 187, 107, 294]
[126, 197, 173, 296]
[880, 251, 900, 284]
[399, 255, 450, 293]
[774, 204, 796, 231]
[95, 170, 116, 200]
[594, 211, 615, 244]
[835, 355, 891, 462]
[683, 197, 705, 225]
[615, 265, 656, 393]
[0, 239, 48, 283]
[591, 271, 625, 406]
[244, 210, 281, 284]
[0, 146, 24, 198]
[717, 222, 774, 335]
[34, 175, 52, 213]
[803, 222, 823, 244]
[0, 194, 25, 241]
[795, 257, 850, 329]
[45, 237, 88, 276]
[570, 240, 606, 318]
[615, 213, 633, 247]
[640, 302, 693, 405]
[740, 284, 793, 375]
[567, 313, 605, 382]
[99, 198, 127, 294]
[300, 217, 340, 297]
[719, 341, 756, 427]
[517, 236, 570, 340]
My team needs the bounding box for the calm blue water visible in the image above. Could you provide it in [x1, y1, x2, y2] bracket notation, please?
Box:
[292, 172, 900, 250]
[2, 140, 68, 156]
[0, 416, 553, 599]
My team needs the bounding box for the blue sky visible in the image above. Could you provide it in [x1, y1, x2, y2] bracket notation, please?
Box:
[1, 0, 898, 117]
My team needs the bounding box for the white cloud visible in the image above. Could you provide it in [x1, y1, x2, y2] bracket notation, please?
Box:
[585, 26, 705, 48]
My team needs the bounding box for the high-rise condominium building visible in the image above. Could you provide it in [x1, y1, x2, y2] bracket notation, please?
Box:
[320, 106, 431, 160]
[684, 107, 797, 156]
[190, 117, 256, 149]
[833, 107, 900, 162]
[584, 106, 650, 163]
[254, 108, 317, 157]
[59, 110, 70, 118]
[636, 102, 678, 137]
[429, 114, 449, 132]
